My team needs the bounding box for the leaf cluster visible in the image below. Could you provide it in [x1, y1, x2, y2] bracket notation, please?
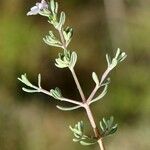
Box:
[55, 50, 77, 70]
[70, 121, 97, 146]
[100, 116, 118, 137]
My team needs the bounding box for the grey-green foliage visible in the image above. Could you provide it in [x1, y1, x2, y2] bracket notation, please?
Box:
[43, 31, 62, 48]
[18, 0, 127, 148]
[69, 121, 97, 146]
[18, 74, 41, 93]
[89, 78, 110, 105]
[56, 105, 81, 111]
[106, 48, 127, 70]
[50, 87, 62, 99]
[55, 50, 77, 69]
[100, 116, 118, 137]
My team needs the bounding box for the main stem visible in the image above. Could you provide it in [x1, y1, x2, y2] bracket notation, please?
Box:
[70, 69, 86, 103]
[58, 26, 105, 149]
[71, 69, 105, 150]
[84, 104, 105, 150]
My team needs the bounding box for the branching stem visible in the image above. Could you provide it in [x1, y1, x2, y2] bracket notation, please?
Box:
[71, 69, 105, 150]
[31, 85, 83, 106]
[56, 18, 105, 150]
[87, 68, 111, 103]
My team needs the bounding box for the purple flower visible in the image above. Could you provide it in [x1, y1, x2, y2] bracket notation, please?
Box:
[27, 0, 48, 16]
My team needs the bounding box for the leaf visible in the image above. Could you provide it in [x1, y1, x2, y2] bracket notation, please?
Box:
[109, 124, 118, 135]
[55, 87, 62, 96]
[69, 126, 82, 135]
[56, 11, 66, 30]
[50, 0, 55, 13]
[100, 121, 105, 132]
[43, 36, 62, 48]
[56, 105, 81, 111]
[118, 52, 127, 62]
[38, 74, 41, 88]
[80, 141, 96, 146]
[18, 74, 33, 87]
[106, 54, 111, 67]
[22, 87, 38, 93]
[55, 2, 58, 14]
[92, 72, 99, 87]
[115, 48, 121, 59]
[108, 116, 114, 129]
[102, 118, 108, 128]
[73, 138, 80, 142]
[69, 52, 77, 69]
[63, 27, 73, 46]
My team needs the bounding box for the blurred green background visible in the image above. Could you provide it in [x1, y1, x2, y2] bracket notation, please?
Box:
[0, 0, 150, 149]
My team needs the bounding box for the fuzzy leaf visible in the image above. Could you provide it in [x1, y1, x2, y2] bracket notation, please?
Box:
[56, 105, 81, 111]
[100, 116, 118, 137]
[50, 0, 55, 13]
[38, 74, 41, 88]
[22, 87, 38, 93]
[56, 11, 66, 30]
[80, 141, 96, 146]
[92, 72, 100, 87]
[69, 52, 77, 69]
[18, 74, 33, 87]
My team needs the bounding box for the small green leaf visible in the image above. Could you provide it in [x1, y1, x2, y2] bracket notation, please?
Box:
[69, 52, 77, 69]
[102, 118, 108, 128]
[106, 54, 111, 67]
[100, 121, 105, 132]
[92, 72, 100, 87]
[63, 27, 73, 46]
[115, 48, 121, 59]
[56, 105, 81, 111]
[55, 2, 58, 14]
[109, 124, 118, 135]
[69, 126, 82, 135]
[22, 87, 38, 93]
[80, 141, 96, 146]
[73, 138, 80, 142]
[18, 74, 33, 87]
[38, 74, 41, 88]
[50, 0, 55, 13]
[56, 11, 66, 30]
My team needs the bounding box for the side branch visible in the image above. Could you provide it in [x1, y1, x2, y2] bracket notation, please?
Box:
[87, 68, 111, 103]
[39, 88, 84, 106]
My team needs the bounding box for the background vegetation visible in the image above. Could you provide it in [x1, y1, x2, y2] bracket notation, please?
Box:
[0, 0, 150, 149]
